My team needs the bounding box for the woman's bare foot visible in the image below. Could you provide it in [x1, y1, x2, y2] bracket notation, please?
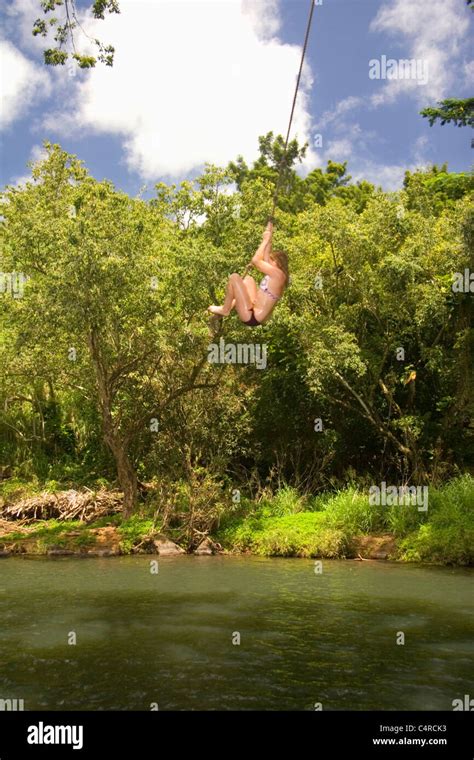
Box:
[208, 305, 229, 316]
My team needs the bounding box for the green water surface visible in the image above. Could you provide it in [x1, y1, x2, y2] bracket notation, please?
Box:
[0, 556, 472, 710]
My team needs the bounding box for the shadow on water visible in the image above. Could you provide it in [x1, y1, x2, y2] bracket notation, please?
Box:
[0, 556, 472, 710]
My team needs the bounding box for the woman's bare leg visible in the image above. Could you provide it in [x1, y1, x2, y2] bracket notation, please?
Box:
[208, 273, 254, 320]
[229, 273, 256, 310]
[243, 275, 257, 303]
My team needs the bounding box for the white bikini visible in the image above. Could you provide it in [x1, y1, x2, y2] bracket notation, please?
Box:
[259, 275, 280, 301]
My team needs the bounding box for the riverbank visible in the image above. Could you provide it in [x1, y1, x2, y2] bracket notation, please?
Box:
[215, 477, 474, 565]
[0, 516, 397, 561]
[0, 475, 472, 565]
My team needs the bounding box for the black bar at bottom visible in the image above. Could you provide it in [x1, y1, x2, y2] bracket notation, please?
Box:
[0, 710, 472, 758]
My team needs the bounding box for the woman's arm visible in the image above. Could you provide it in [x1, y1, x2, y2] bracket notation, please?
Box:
[251, 222, 273, 269]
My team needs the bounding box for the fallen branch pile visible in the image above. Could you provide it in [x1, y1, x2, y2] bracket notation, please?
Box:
[0, 489, 123, 523]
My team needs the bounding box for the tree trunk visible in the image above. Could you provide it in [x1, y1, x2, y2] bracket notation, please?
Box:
[88, 328, 138, 517]
[106, 430, 138, 518]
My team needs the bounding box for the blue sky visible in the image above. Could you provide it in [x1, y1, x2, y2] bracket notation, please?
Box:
[1, 0, 472, 196]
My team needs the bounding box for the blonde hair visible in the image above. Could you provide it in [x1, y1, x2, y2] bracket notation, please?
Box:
[271, 250, 289, 286]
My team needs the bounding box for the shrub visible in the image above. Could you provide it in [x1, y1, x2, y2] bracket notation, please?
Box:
[117, 515, 156, 553]
[252, 517, 348, 558]
[217, 511, 348, 558]
[399, 475, 474, 564]
[321, 488, 386, 534]
[258, 486, 309, 517]
[399, 524, 474, 565]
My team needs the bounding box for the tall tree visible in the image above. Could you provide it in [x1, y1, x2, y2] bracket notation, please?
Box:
[1, 144, 217, 514]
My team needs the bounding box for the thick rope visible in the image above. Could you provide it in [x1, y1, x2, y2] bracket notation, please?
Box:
[241, 0, 316, 279]
[269, 0, 316, 221]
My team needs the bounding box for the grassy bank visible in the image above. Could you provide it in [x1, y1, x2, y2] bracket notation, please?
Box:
[215, 476, 474, 566]
[0, 512, 158, 556]
[0, 476, 472, 565]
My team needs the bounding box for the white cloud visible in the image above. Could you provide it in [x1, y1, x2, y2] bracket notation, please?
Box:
[315, 124, 430, 191]
[350, 160, 408, 190]
[314, 135, 432, 192]
[0, 40, 51, 129]
[322, 138, 354, 162]
[369, 0, 471, 104]
[29, 143, 47, 162]
[315, 120, 379, 174]
[463, 59, 474, 89]
[309, 0, 471, 191]
[41, 0, 317, 180]
[315, 0, 471, 136]
[411, 134, 430, 167]
[315, 96, 364, 130]
[336, 134, 434, 192]
[241, 0, 281, 41]
[1, 0, 48, 51]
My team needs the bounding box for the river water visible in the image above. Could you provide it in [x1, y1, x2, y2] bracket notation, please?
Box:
[0, 556, 472, 710]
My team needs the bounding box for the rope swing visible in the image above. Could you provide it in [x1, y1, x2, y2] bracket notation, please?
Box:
[269, 0, 317, 221]
[241, 0, 317, 279]
[208, 0, 317, 327]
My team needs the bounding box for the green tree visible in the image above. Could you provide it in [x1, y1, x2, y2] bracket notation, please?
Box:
[1, 142, 472, 509]
[403, 165, 474, 213]
[1, 144, 218, 514]
[420, 98, 474, 129]
[32, 0, 119, 69]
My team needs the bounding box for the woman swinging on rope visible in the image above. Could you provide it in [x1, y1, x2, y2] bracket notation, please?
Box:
[207, 0, 316, 327]
[208, 221, 289, 327]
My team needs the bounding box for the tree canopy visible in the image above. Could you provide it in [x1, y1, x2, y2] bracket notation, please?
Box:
[1, 139, 472, 515]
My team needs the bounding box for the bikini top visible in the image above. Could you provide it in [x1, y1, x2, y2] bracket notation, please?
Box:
[259, 275, 280, 301]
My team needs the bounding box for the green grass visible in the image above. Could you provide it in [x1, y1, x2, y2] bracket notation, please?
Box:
[0, 477, 42, 503]
[36, 535, 69, 552]
[117, 515, 158, 553]
[0, 529, 29, 541]
[251, 515, 347, 558]
[217, 511, 348, 558]
[217, 486, 388, 557]
[1, 519, 99, 553]
[398, 475, 474, 565]
[72, 530, 98, 548]
[399, 524, 474, 565]
[88, 514, 123, 529]
[215, 475, 474, 564]
[257, 486, 309, 517]
[317, 487, 387, 534]
[0, 519, 83, 543]
[0, 475, 114, 504]
[28, 519, 83, 538]
[1, 512, 160, 554]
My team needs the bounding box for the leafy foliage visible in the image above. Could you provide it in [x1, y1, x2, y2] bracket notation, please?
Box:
[420, 98, 474, 129]
[1, 139, 472, 525]
[32, 0, 119, 69]
[217, 477, 474, 563]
